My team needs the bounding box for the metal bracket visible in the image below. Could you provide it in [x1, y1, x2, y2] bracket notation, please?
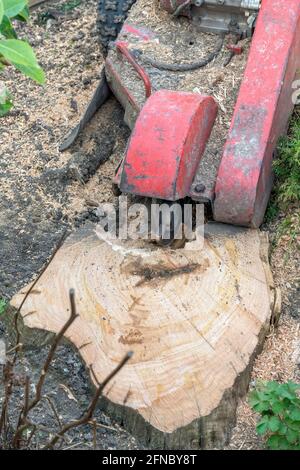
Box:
[161, 0, 261, 37]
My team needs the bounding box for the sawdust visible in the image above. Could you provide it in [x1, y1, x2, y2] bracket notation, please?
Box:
[226, 222, 300, 450]
[0, 0, 125, 220]
[0, 0, 130, 298]
[0, 0, 299, 451]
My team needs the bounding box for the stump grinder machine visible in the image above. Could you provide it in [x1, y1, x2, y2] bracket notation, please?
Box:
[61, 0, 300, 230]
[18, 1, 299, 447]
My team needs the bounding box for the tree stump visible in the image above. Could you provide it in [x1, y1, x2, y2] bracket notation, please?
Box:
[11, 222, 275, 449]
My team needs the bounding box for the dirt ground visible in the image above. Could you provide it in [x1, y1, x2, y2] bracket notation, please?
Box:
[0, 0, 128, 300]
[0, 0, 299, 450]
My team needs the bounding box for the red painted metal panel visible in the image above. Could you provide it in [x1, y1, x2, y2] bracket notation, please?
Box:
[119, 90, 217, 200]
[116, 41, 152, 98]
[214, 0, 300, 227]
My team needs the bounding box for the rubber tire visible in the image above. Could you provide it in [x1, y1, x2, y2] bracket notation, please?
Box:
[97, 0, 137, 54]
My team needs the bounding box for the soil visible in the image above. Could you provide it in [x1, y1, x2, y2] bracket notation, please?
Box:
[0, 0, 129, 300]
[225, 215, 300, 450]
[0, 0, 299, 451]
[0, 327, 140, 449]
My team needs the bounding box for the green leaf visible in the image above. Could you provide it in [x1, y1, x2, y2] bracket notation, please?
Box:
[257, 416, 269, 435]
[279, 387, 295, 401]
[248, 390, 261, 407]
[0, 15, 18, 38]
[0, 39, 45, 83]
[267, 435, 280, 450]
[286, 428, 298, 444]
[0, 1, 4, 25]
[2, 0, 27, 19]
[0, 100, 12, 115]
[249, 381, 300, 449]
[277, 437, 292, 450]
[287, 381, 300, 392]
[290, 408, 300, 422]
[271, 400, 285, 414]
[15, 62, 45, 83]
[14, 4, 29, 21]
[0, 83, 13, 116]
[266, 381, 280, 393]
[253, 401, 271, 413]
[269, 416, 281, 432]
[286, 420, 300, 432]
[278, 423, 288, 435]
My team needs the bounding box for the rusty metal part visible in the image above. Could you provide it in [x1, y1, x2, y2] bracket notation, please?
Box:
[150, 199, 187, 248]
[116, 41, 152, 97]
[223, 33, 242, 66]
[160, 0, 261, 37]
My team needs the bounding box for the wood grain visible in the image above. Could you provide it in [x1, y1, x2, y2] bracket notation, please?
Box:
[11, 222, 274, 448]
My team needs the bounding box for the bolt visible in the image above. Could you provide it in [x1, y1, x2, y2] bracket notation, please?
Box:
[194, 183, 206, 193]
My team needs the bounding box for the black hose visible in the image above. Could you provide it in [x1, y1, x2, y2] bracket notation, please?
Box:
[141, 35, 225, 72]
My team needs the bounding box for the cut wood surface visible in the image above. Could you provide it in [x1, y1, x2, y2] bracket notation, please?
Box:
[11, 223, 274, 449]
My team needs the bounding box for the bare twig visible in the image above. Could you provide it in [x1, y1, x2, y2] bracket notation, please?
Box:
[92, 419, 97, 450]
[25, 424, 37, 448]
[27, 289, 78, 413]
[0, 360, 14, 438]
[10, 289, 78, 448]
[44, 351, 133, 449]
[62, 441, 86, 450]
[43, 396, 63, 430]
[2, 283, 132, 451]
[88, 420, 117, 432]
[6, 343, 23, 355]
[13, 376, 30, 448]
[90, 364, 100, 386]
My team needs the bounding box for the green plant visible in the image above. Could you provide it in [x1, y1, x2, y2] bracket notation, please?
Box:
[274, 112, 300, 206]
[266, 111, 300, 222]
[249, 381, 300, 450]
[0, 298, 7, 315]
[265, 201, 279, 223]
[0, 0, 45, 115]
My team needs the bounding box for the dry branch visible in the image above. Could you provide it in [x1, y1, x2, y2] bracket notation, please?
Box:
[2, 284, 133, 449]
[11, 288, 78, 448]
[44, 351, 133, 449]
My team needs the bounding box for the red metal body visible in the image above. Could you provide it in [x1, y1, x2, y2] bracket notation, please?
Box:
[116, 41, 152, 99]
[118, 90, 218, 200]
[106, 0, 300, 227]
[214, 0, 300, 227]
